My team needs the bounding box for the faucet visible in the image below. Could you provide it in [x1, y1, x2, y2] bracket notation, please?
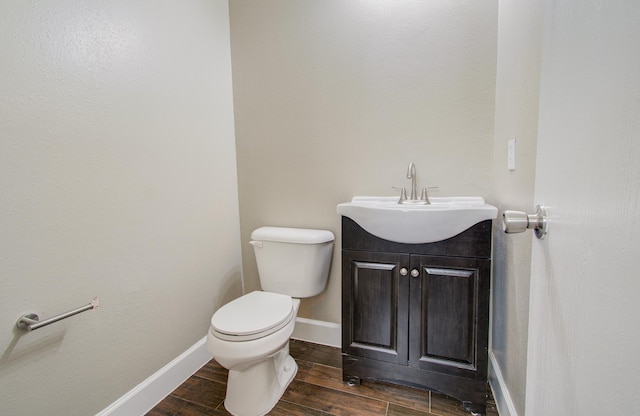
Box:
[396, 162, 434, 205]
[406, 162, 417, 200]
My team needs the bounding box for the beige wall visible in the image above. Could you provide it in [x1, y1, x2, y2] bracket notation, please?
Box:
[490, 1, 543, 414]
[230, 0, 499, 323]
[0, 1, 241, 414]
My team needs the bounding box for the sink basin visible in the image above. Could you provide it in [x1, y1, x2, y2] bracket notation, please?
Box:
[336, 196, 498, 244]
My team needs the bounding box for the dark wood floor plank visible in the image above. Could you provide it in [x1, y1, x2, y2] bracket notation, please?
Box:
[359, 380, 430, 413]
[176, 401, 229, 416]
[171, 376, 226, 411]
[294, 358, 316, 382]
[304, 364, 431, 413]
[386, 403, 432, 416]
[301, 363, 346, 390]
[193, 359, 228, 384]
[289, 339, 342, 368]
[282, 379, 388, 416]
[145, 394, 187, 416]
[270, 400, 335, 415]
[429, 392, 470, 416]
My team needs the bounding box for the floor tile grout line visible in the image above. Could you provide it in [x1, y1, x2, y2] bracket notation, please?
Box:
[189, 372, 228, 385]
[214, 399, 226, 413]
[164, 393, 213, 416]
[168, 392, 221, 413]
[279, 398, 339, 416]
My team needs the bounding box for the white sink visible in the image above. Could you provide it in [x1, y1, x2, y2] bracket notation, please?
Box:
[336, 196, 498, 244]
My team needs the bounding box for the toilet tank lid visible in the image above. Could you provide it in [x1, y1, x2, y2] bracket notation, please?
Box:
[251, 226, 335, 244]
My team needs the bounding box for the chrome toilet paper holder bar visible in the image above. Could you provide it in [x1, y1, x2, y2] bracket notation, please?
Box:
[16, 297, 100, 331]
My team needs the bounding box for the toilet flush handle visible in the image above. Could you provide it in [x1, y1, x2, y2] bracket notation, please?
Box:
[249, 240, 263, 248]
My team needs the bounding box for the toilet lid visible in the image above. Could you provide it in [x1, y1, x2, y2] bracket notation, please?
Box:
[211, 291, 294, 340]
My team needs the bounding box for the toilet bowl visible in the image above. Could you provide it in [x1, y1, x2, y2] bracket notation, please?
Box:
[206, 292, 300, 416]
[206, 227, 334, 416]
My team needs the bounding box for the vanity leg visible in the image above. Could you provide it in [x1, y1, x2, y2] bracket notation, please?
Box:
[344, 375, 361, 386]
[463, 401, 487, 416]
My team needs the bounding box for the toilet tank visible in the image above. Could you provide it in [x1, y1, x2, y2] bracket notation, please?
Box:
[250, 227, 334, 298]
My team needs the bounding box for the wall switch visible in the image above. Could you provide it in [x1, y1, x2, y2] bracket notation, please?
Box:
[508, 138, 516, 171]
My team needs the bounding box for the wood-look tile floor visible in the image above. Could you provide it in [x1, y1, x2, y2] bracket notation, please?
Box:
[147, 340, 499, 416]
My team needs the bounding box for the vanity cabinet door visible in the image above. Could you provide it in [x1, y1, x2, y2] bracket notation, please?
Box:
[408, 255, 490, 379]
[342, 250, 410, 365]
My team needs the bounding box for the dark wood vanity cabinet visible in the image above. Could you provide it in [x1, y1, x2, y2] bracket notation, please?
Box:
[341, 217, 492, 415]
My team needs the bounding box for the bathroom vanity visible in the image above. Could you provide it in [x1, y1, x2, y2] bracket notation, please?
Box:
[340, 216, 492, 415]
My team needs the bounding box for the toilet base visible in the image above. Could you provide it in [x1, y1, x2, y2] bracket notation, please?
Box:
[223, 344, 298, 416]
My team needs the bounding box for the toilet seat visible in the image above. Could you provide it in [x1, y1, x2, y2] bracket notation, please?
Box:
[211, 291, 294, 342]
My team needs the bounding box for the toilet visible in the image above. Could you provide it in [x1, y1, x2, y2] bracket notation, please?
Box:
[206, 226, 334, 416]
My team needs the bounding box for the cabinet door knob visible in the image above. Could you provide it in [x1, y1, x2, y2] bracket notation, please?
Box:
[411, 269, 420, 277]
[399, 268, 408, 276]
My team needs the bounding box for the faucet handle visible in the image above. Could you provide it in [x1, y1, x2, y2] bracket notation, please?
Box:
[392, 186, 407, 203]
[420, 186, 438, 203]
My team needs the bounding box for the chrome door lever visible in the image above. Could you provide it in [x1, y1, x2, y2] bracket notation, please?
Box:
[502, 205, 548, 239]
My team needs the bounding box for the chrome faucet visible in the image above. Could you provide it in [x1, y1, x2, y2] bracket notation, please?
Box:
[396, 162, 434, 205]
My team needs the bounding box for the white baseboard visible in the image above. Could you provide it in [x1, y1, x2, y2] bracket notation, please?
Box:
[488, 350, 519, 416]
[292, 317, 341, 348]
[95, 337, 212, 416]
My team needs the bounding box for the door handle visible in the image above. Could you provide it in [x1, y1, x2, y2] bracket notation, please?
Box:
[503, 205, 548, 239]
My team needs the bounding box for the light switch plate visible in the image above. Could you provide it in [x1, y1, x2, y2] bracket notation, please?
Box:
[508, 138, 516, 171]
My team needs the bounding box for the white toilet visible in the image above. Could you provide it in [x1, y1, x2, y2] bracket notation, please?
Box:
[206, 226, 334, 416]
